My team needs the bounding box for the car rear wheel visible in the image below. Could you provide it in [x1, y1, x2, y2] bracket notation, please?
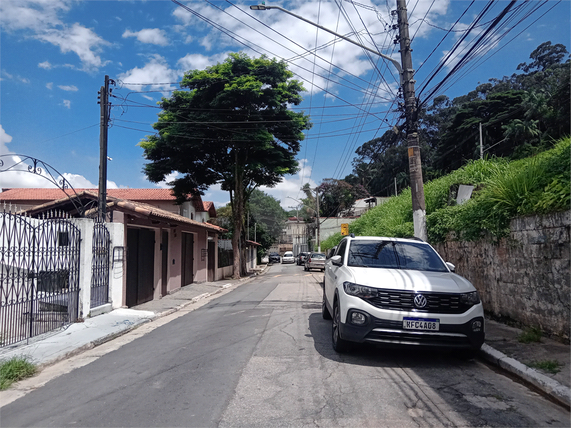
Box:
[322, 289, 332, 320]
[332, 300, 351, 353]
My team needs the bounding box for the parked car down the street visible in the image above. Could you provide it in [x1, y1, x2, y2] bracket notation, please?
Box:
[281, 251, 295, 264]
[297, 251, 310, 265]
[305, 253, 326, 272]
[322, 235, 485, 355]
[268, 252, 280, 264]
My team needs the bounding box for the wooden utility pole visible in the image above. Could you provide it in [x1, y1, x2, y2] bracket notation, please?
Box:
[316, 189, 320, 252]
[98, 75, 112, 220]
[396, 0, 427, 241]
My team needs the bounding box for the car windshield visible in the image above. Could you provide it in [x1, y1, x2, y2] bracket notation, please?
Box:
[347, 240, 447, 272]
[310, 253, 325, 259]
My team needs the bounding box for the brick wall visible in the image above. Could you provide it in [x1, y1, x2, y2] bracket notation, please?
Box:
[433, 211, 570, 340]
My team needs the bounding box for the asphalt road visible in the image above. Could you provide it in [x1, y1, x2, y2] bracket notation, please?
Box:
[2, 263, 569, 427]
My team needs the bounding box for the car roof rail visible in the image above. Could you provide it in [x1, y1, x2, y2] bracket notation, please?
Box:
[408, 236, 425, 242]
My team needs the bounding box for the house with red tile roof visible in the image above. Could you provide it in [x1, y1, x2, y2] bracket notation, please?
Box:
[0, 188, 230, 308]
[0, 187, 217, 223]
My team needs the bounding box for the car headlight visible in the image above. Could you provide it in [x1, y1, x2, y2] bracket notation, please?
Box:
[343, 282, 378, 299]
[460, 291, 480, 305]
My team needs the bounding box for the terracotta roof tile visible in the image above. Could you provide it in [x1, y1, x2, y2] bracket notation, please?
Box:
[108, 199, 226, 233]
[0, 188, 182, 201]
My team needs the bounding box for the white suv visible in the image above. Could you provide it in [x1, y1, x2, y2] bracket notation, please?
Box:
[322, 235, 485, 354]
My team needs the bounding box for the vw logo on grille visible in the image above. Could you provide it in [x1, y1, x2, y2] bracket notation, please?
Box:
[414, 294, 428, 308]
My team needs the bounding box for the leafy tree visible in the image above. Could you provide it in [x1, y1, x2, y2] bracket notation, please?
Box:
[247, 189, 287, 254]
[517, 41, 568, 73]
[432, 90, 527, 173]
[140, 53, 311, 278]
[217, 190, 287, 259]
[316, 178, 369, 217]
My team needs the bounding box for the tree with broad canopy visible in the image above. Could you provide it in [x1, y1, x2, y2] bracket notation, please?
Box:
[140, 53, 311, 278]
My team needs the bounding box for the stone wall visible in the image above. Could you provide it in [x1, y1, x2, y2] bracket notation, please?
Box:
[433, 211, 570, 340]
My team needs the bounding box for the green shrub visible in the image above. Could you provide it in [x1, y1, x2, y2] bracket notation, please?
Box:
[0, 357, 37, 390]
[321, 137, 569, 247]
[528, 359, 561, 374]
[518, 326, 542, 343]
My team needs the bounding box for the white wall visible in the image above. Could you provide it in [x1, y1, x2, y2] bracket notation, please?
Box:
[73, 218, 125, 317]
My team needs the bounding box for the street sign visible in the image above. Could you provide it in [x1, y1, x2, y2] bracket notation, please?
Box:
[341, 223, 349, 236]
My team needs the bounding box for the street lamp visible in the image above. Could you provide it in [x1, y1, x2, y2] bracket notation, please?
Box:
[286, 196, 320, 252]
[250, 4, 402, 85]
[251, 4, 427, 241]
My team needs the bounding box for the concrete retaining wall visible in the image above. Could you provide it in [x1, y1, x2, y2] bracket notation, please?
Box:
[433, 211, 570, 340]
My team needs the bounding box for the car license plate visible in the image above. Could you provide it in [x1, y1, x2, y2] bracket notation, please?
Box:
[403, 317, 440, 331]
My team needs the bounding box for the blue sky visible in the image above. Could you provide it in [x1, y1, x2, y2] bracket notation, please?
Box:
[1, 0, 569, 210]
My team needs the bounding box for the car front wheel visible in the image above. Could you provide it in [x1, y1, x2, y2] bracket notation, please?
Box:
[332, 300, 351, 353]
[322, 289, 332, 320]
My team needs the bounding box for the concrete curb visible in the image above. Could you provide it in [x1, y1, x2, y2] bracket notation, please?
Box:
[1, 275, 262, 373]
[73, 284, 243, 357]
[36, 320, 152, 370]
[480, 343, 571, 408]
[83, 277, 259, 354]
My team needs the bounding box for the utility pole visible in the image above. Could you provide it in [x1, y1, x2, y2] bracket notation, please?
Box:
[396, 0, 427, 241]
[97, 75, 113, 220]
[479, 122, 484, 159]
[316, 189, 320, 253]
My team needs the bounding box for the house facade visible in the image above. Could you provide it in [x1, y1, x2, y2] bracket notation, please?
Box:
[271, 217, 310, 255]
[0, 188, 226, 308]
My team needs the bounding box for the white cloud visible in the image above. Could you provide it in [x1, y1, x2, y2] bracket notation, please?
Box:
[0, 125, 114, 191]
[60, 173, 96, 188]
[58, 85, 78, 91]
[46, 82, 53, 90]
[407, 0, 451, 39]
[63, 100, 71, 109]
[177, 53, 228, 71]
[203, 183, 230, 209]
[1, 2, 109, 71]
[117, 54, 180, 93]
[259, 159, 317, 209]
[36, 23, 110, 70]
[123, 28, 169, 46]
[0, 124, 13, 155]
[0, 0, 69, 33]
[144, 159, 316, 210]
[172, 1, 405, 98]
[0, 126, 63, 188]
[1, 71, 30, 84]
[441, 21, 501, 71]
[155, 172, 179, 189]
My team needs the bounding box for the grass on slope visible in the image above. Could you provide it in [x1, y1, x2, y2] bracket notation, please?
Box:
[321, 137, 570, 250]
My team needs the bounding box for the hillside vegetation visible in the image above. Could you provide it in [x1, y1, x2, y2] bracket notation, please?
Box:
[321, 137, 570, 250]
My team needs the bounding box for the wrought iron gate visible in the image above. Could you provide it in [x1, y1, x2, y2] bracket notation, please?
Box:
[0, 210, 80, 347]
[90, 217, 110, 308]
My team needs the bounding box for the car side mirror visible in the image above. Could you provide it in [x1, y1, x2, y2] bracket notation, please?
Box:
[445, 262, 455, 272]
[331, 255, 342, 266]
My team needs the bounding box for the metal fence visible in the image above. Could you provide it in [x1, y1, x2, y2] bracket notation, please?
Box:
[0, 210, 80, 347]
[90, 217, 110, 308]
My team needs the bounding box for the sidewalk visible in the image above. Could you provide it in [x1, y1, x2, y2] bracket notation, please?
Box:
[0, 274, 258, 371]
[1, 267, 569, 409]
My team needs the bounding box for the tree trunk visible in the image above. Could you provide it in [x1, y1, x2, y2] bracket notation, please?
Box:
[232, 154, 244, 280]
